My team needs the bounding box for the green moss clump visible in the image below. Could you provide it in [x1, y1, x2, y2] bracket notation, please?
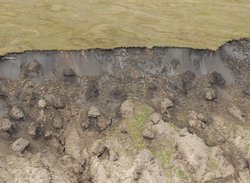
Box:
[175, 169, 188, 180]
[125, 101, 153, 150]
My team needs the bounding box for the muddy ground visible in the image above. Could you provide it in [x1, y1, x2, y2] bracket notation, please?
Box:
[0, 38, 250, 183]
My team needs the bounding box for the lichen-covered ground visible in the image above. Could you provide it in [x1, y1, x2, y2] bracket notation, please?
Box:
[0, 0, 250, 55]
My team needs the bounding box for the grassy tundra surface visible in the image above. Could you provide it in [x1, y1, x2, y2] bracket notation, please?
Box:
[0, 0, 250, 55]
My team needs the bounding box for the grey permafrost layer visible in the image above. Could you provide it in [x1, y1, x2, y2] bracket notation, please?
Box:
[0, 38, 249, 83]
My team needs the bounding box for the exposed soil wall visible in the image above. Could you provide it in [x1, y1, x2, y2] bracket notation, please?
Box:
[0, 38, 250, 183]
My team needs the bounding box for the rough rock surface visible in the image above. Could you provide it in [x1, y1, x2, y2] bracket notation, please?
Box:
[11, 138, 30, 154]
[9, 106, 25, 120]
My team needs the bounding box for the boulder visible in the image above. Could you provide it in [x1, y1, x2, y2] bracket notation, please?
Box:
[29, 168, 51, 183]
[27, 122, 38, 137]
[161, 98, 173, 113]
[63, 67, 76, 77]
[51, 115, 64, 129]
[95, 117, 108, 131]
[11, 138, 30, 154]
[87, 106, 101, 118]
[150, 113, 162, 124]
[90, 140, 107, 157]
[142, 129, 155, 140]
[0, 119, 14, 133]
[9, 106, 25, 120]
[133, 165, 143, 181]
[120, 100, 134, 118]
[38, 99, 47, 109]
[243, 85, 250, 95]
[205, 90, 217, 101]
[81, 120, 90, 129]
[208, 71, 225, 86]
[228, 106, 245, 122]
[52, 96, 66, 109]
[44, 130, 53, 139]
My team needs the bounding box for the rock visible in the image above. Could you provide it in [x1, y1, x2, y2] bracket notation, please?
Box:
[109, 150, 119, 162]
[11, 138, 30, 154]
[133, 165, 143, 181]
[232, 153, 249, 171]
[81, 120, 90, 129]
[90, 140, 106, 157]
[51, 115, 64, 129]
[0, 85, 7, 98]
[85, 84, 99, 100]
[52, 96, 66, 109]
[150, 113, 162, 124]
[181, 71, 195, 93]
[142, 129, 155, 140]
[179, 127, 188, 137]
[238, 169, 250, 183]
[205, 90, 217, 101]
[208, 71, 225, 86]
[228, 106, 245, 122]
[0, 119, 14, 133]
[188, 119, 197, 127]
[120, 100, 134, 118]
[87, 106, 101, 118]
[72, 163, 83, 174]
[60, 155, 73, 166]
[63, 67, 76, 77]
[95, 118, 108, 131]
[19, 82, 35, 103]
[9, 106, 25, 120]
[38, 99, 47, 109]
[29, 168, 51, 183]
[0, 131, 10, 140]
[119, 125, 129, 134]
[27, 122, 38, 137]
[161, 98, 173, 113]
[44, 130, 53, 139]
[27, 60, 41, 72]
[243, 85, 250, 95]
[197, 113, 207, 123]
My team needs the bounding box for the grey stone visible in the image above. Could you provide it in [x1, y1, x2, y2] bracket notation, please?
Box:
[228, 106, 245, 122]
[161, 98, 173, 113]
[0, 119, 14, 133]
[81, 120, 90, 129]
[9, 106, 25, 120]
[142, 129, 155, 140]
[51, 115, 64, 129]
[120, 100, 134, 118]
[53, 96, 66, 109]
[150, 113, 162, 124]
[44, 130, 53, 139]
[133, 165, 143, 181]
[27, 122, 37, 137]
[29, 168, 51, 183]
[87, 106, 101, 118]
[205, 90, 217, 101]
[243, 85, 250, 95]
[11, 138, 30, 154]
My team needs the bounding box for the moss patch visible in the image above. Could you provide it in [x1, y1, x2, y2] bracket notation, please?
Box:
[175, 168, 188, 181]
[124, 101, 153, 150]
[153, 138, 175, 165]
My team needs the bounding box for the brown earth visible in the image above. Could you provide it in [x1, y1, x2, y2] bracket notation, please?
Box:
[0, 39, 250, 183]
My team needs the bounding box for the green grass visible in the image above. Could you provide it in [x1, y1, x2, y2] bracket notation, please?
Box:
[0, 0, 250, 55]
[125, 101, 153, 150]
[155, 146, 173, 164]
[175, 168, 188, 181]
